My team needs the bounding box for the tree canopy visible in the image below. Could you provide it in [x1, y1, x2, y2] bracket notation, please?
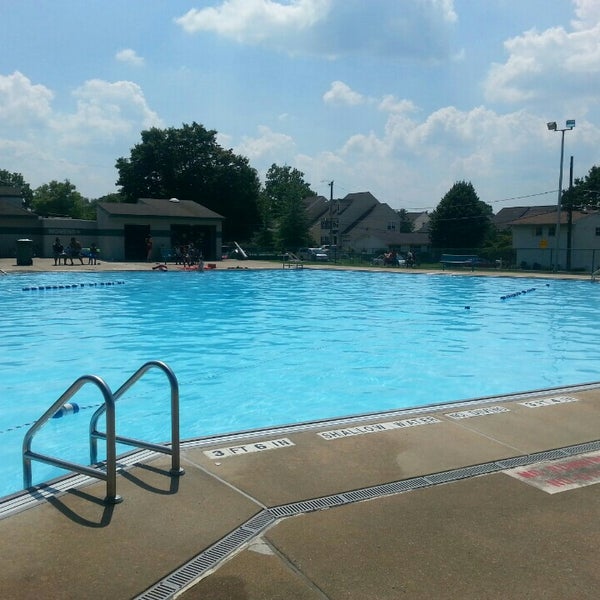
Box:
[562, 164, 600, 211]
[32, 179, 92, 219]
[428, 181, 492, 249]
[0, 169, 34, 208]
[397, 208, 414, 233]
[260, 164, 315, 249]
[115, 122, 261, 241]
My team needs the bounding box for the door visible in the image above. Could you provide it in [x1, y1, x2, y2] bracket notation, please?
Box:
[124, 224, 150, 261]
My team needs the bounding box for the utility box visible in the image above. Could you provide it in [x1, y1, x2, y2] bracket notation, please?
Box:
[16, 238, 34, 266]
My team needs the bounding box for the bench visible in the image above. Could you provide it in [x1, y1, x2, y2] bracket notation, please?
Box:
[440, 254, 478, 271]
[55, 247, 100, 265]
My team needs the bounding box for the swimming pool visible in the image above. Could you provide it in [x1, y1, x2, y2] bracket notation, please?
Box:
[1, 269, 599, 497]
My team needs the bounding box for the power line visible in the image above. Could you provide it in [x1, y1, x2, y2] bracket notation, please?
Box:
[488, 190, 557, 204]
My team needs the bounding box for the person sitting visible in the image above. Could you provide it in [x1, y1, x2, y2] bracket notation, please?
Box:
[67, 237, 84, 265]
[52, 237, 64, 265]
[384, 251, 397, 266]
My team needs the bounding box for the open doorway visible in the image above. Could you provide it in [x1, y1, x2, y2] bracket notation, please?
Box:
[124, 224, 150, 261]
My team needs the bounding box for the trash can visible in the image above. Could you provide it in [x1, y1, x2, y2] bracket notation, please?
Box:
[16, 238, 34, 266]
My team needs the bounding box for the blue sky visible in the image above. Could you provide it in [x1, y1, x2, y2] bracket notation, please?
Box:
[1, 0, 598, 212]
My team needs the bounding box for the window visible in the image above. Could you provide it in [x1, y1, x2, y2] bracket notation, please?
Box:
[595, 227, 600, 236]
[387, 222, 397, 231]
[548, 225, 556, 237]
[535, 226, 543, 236]
[321, 219, 339, 231]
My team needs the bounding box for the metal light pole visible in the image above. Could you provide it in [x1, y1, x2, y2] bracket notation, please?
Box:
[547, 120, 575, 272]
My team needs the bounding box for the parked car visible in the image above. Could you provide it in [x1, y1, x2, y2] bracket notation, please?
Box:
[297, 247, 329, 261]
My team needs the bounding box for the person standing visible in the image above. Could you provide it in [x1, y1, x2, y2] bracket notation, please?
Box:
[88, 242, 99, 265]
[145, 235, 153, 261]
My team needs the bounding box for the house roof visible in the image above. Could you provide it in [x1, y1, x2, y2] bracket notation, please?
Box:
[0, 199, 37, 219]
[0, 186, 23, 198]
[303, 195, 330, 224]
[494, 205, 555, 227]
[97, 198, 224, 220]
[507, 209, 593, 226]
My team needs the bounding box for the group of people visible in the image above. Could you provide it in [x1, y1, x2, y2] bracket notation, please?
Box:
[382, 249, 416, 267]
[52, 237, 99, 265]
[174, 243, 203, 268]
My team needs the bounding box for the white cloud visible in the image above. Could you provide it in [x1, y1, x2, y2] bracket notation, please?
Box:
[0, 71, 54, 126]
[572, 0, 600, 29]
[175, 0, 458, 61]
[0, 73, 163, 196]
[323, 81, 365, 106]
[235, 125, 295, 162]
[55, 80, 162, 145]
[175, 0, 331, 43]
[378, 95, 418, 115]
[484, 3, 600, 105]
[115, 48, 145, 67]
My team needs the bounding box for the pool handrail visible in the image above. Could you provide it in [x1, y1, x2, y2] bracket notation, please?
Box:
[22, 374, 122, 504]
[89, 360, 185, 477]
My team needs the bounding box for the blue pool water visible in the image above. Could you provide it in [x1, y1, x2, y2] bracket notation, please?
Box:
[1, 269, 599, 497]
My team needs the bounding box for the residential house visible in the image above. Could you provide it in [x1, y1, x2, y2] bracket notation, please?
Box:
[506, 207, 600, 271]
[305, 191, 431, 257]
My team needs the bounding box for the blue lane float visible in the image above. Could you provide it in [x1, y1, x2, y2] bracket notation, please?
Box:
[500, 287, 536, 300]
[52, 402, 80, 419]
[22, 281, 125, 291]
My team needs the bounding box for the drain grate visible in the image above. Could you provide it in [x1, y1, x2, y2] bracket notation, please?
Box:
[564, 440, 600, 455]
[425, 462, 500, 485]
[136, 439, 600, 599]
[269, 495, 345, 518]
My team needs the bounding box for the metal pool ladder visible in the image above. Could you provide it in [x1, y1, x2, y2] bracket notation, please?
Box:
[22, 360, 184, 504]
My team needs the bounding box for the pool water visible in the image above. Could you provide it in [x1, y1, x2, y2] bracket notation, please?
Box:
[1, 269, 599, 497]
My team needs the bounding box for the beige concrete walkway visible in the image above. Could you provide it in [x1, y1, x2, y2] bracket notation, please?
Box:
[1, 387, 599, 599]
[0, 255, 593, 279]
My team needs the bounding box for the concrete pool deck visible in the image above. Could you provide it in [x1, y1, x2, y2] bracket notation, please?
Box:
[1, 258, 598, 598]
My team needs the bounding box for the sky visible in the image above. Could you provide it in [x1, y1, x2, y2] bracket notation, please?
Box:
[0, 0, 598, 213]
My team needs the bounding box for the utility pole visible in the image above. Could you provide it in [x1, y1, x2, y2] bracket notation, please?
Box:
[566, 156, 574, 271]
[328, 180, 334, 245]
[547, 119, 575, 272]
[328, 181, 337, 262]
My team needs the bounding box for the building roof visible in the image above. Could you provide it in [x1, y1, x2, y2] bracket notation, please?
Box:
[97, 197, 224, 220]
[0, 186, 23, 198]
[494, 205, 555, 227]
[0, 198, 36, 219]
[303, 195, 330, 224]
[507, 209, 594, 226]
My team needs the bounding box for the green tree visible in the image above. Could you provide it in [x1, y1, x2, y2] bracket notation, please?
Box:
[562, 164, 600, 210]
[429, 181, 492, 249]
[115, 122, 261, 240]
[263, 164, 315, 219]
[32, 180, 90, 219]
[0, 169, 34, 208]
[262, 164, 315, 249]
[278, 195, 312, 250]
[397, 209, 414, 233]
